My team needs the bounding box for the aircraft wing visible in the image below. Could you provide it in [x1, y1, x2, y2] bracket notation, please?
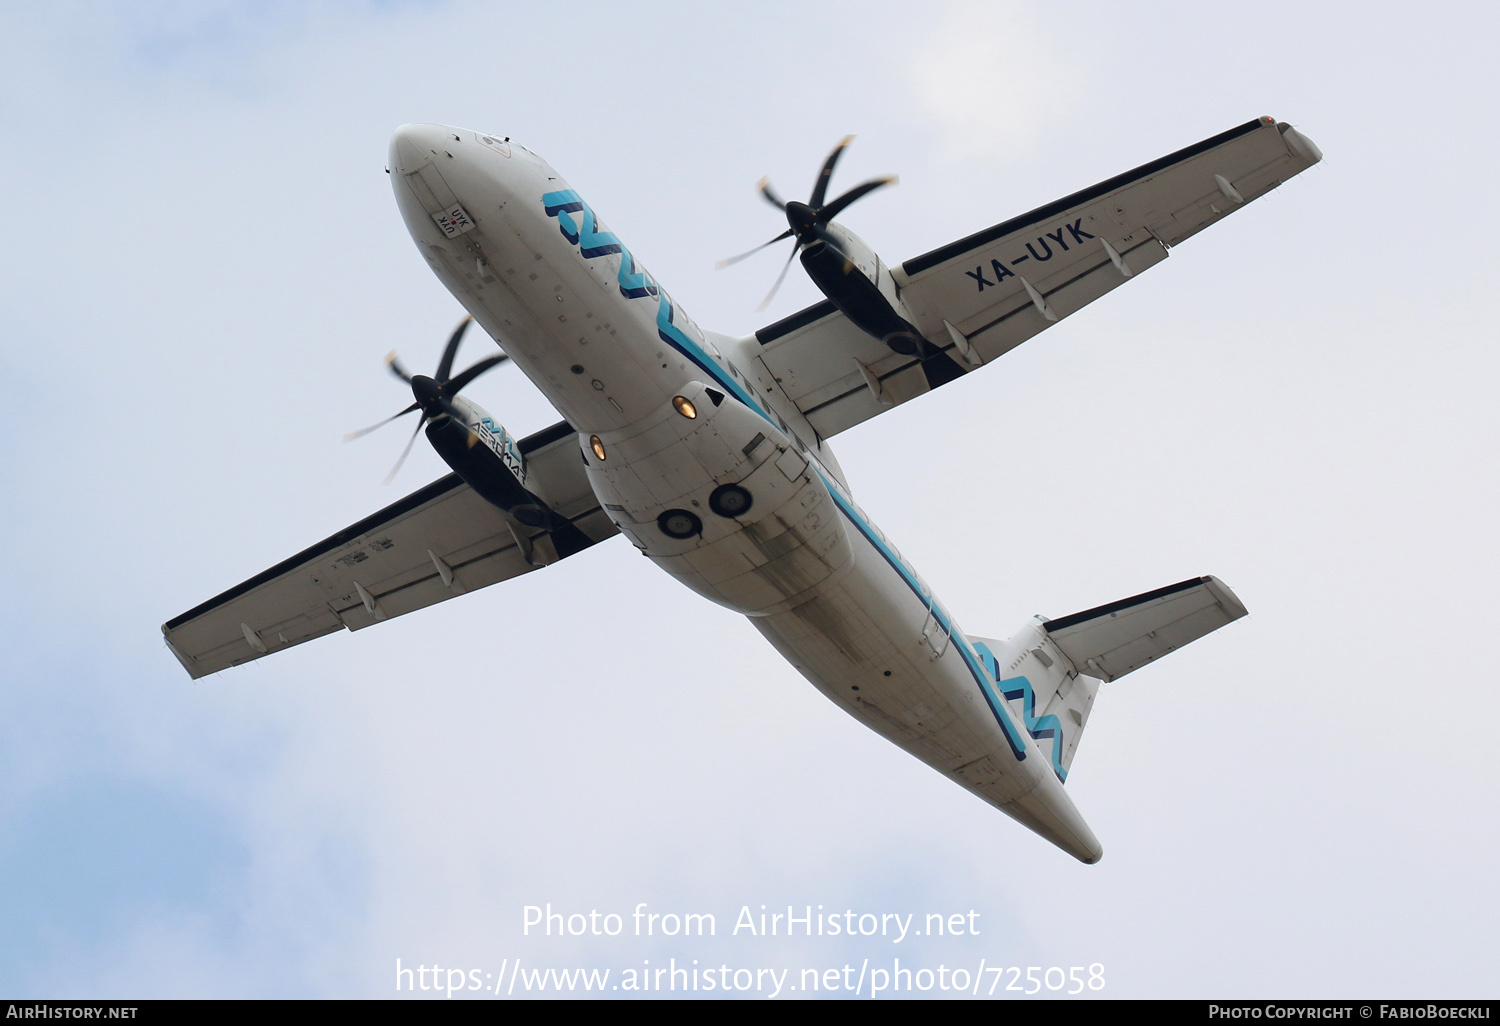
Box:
[162, 421, 615, 679]
[753, 117, 1322, 438]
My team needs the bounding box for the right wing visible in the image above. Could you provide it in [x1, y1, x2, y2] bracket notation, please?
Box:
[162, 420, 615, 679]
[753, 117, 1323, 438]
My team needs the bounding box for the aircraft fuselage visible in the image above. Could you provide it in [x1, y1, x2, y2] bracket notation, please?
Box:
[387, 124, 1101, 862]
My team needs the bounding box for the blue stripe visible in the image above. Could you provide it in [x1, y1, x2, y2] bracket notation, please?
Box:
[542, 188, 770, 423]
[651, 292, 777, 422]
[813, 475, 1030, 764]
[541, 189, 583, 244]
[972, 644, 1068, 782]
[615, 245, 1044, 773]
[540, 189, 1052, 777]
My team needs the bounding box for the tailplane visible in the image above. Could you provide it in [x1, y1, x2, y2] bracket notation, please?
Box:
[969, 576, 1247, 781]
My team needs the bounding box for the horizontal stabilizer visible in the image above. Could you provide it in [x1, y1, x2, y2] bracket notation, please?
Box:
[1043, 576, 1247, 683]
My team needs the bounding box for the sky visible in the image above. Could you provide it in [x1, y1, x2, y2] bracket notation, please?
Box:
[1, 0, 1496, 1000]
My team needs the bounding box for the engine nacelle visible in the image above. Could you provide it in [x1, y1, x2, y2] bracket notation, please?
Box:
[584, 382, 853, 616]
[425, 396, 548, 523]
[802, 222, 925, 356]
[422, 395, 592, 560]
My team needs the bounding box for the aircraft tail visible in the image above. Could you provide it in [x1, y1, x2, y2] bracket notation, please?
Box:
[969, 576, 1247, 781]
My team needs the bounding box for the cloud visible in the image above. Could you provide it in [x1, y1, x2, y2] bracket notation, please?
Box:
[907, 0, 1084, 162]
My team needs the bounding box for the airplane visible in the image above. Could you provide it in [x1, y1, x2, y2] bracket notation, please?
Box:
[162, 116, 1322, 862]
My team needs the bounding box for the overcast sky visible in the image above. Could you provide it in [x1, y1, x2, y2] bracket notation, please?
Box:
[1, 0, 1495, 1000]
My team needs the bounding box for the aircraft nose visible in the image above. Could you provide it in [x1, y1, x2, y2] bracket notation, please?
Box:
[389, 123, 455, 175]
[388, 122, 516, 254]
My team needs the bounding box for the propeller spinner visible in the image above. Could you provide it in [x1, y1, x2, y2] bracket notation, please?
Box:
[345, 317, 595, 562]
[346, 316, 510, 483]
[722, 136, 960, 379]
[720, 136, 897, 312]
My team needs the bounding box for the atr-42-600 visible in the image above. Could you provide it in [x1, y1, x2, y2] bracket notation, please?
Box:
[164, 117, 1322, 862]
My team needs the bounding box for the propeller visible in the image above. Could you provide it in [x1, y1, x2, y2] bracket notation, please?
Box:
[344, 315, 511, 482]
[720, 135, 897, 310]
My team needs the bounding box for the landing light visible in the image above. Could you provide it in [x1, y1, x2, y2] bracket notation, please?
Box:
[658, 508, 702, 540]
[672, 395, 697, 419]
[590, 435, 606, 461]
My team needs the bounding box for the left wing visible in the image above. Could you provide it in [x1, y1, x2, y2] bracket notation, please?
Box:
[752, 117, 1322, 438]
[162, 421, 615, 679]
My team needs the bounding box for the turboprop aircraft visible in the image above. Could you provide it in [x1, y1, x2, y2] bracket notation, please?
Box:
[163, 117, 1322, 862]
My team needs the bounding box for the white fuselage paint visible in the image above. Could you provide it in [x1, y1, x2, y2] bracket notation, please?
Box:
[388, 124, 1102, 862]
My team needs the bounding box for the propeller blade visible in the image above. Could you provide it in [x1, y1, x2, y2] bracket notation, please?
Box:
[819, 175, 897, 221]
[344, 401, 420, 442]
[434, 315, 474, 383]
[444, 353, 510, 396]
[756, 242, 800, 312]
[757, 176, 787, 211]
[386, 350, 413, 384]
[809, 134, 855, 209]
[715, 228, 795, 269]
[383, 416, 427, 485]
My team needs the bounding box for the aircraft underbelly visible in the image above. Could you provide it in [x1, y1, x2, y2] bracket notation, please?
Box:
[585, 381, 855, 617]
[750, 522, 1103, 862]
[400, 150, 1099, 857]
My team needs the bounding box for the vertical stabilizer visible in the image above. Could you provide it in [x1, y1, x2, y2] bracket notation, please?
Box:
[969, 625, 1099, 782]
[968, 576, 1247, 781]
